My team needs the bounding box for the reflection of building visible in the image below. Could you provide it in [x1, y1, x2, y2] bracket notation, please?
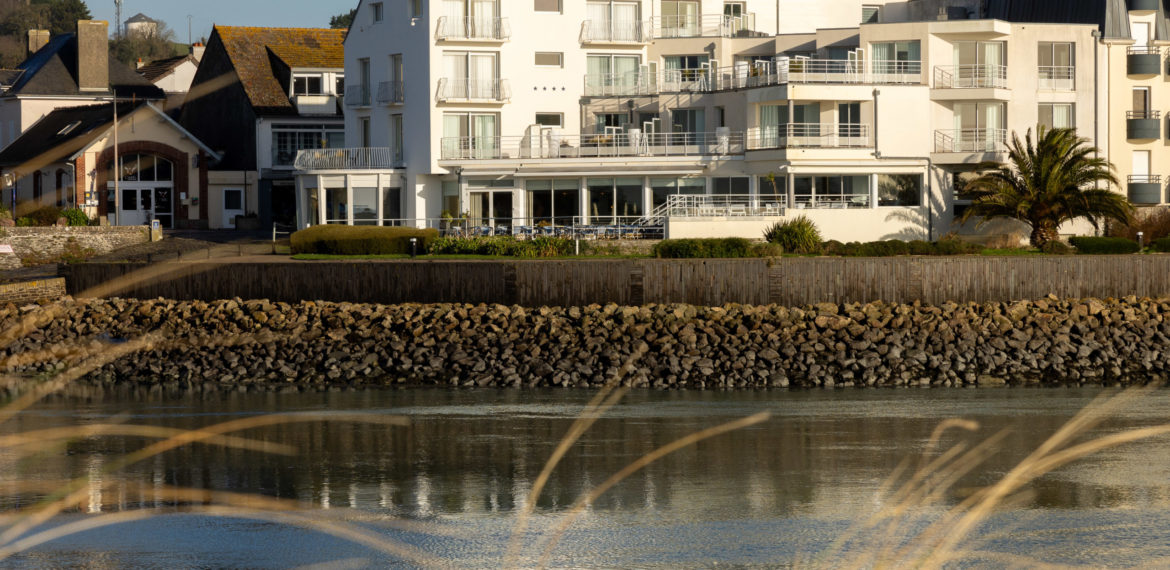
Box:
[293, 0, 1116, 243]
[124, 13, 159, 38]
[179, 26, 345, 229]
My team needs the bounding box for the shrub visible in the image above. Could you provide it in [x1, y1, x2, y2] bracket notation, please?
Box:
[62, 208, 89, 227]
[290, 225, 438, 255]
[751, 242, 784, 258]
[1040, 241, 1074, 255]
[428, 236, 574, 257]
[15, 217, 34, 227]
[20, 206, 63, 226]
[933, 238, 985, 255]
[764, 216, 822, 254]
[1151, 237, 1170, 253]
[1068, 236, 1140, 255]
[652, 238, 756, 259]
[1108, 208, 1170, 242]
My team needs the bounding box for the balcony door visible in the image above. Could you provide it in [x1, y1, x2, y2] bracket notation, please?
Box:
[954, 41, 1005, 87]
[661, 1, 699, 37]
[954, 102, 1005, 152]
[443, 113, 498, 159]
[1134, 87, 1150, 115]
[443, 0, 497, 38]
[588, 1, 640, 41]
[1134, 151, 1151, 181]
[443, 52, 497, 99]
[1134, 22, 1151, 47]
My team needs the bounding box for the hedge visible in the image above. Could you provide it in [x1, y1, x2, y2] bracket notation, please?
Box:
[652, 238, 781, 258]
[1068, 236, 1141, 255]
[822, 239, 984, 257]
[429, 236, 574, 257]
[1151, 237, 1170, 253]
[290, 225, 439, 255]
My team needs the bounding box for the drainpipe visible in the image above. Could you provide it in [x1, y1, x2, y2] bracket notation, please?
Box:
[1091, 29, 1101, 190]
[872, 88, 880, 157]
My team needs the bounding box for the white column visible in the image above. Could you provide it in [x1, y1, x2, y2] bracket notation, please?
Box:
[870, 173, 879, 209]
[317, 175, 326, 225]
[580, 177, 589, 225]
[376, 173, 385, 226]
[345, 175, 354, 225]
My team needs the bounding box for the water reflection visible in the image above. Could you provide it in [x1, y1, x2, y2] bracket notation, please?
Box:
[5, 386, 1170, 566]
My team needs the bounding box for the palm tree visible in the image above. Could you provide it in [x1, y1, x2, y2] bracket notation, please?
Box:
[958, 126, 1132, 248]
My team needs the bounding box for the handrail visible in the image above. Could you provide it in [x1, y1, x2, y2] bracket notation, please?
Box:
[746, 124, 872, 150]
[1127, 110, 1161, 119]
[1037, 65, 1075, 89]
[343, 85, 371, 107]
[294, 148, 399, 171]
[376, 81, 404, 104]
[579, 19, 645, 43]
[649, 13, 758, 38]
[436, 78, 511, 102]
[933, 128, 1008, 153]
[933, 64, 1008, 89]
[1127, 45, 1161, 55]
[1128, 174, 1162, 184]
[435, 16, 511, 40]
[439, 131, 744, 161]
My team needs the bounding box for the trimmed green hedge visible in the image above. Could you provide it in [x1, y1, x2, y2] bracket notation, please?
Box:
[429, 236, 574, 257]
[1151, 237, 1170, 253]
[290, 225, 439, 255]
[822, 239, 984, 257]
[1068, 236, 1141, 255]
[652, 238, 768, 258]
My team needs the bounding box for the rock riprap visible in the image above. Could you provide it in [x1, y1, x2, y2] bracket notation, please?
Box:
[1, 296, 1166, 389]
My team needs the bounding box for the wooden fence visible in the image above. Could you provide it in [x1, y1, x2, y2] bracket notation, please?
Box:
[60, 256, 1170, 306]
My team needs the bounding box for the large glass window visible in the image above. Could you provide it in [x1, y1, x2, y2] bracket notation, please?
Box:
[585, 54, 642, 95]
[651, 177, 705, 208]
[660, 1, 699, 37]
[325, 187, 348, 223]
[793, 175, 869, 208]
[442, 113, 498, 159]
[758, 175, 787, 204]
[526, 179, 579, 226]
[870, 41, 920, 75]
[1038, 42, 1074, 90]
[353, 187, 378, 225]
[712, 177, 749, 195]
[877, 174, 922, 207]
[306, 186, 319, 226]
[587, 177, 642, 223]
[110, 154, 175, 182]
[1038, 103, 1074, 131]
[383, 187, 402, 223]
[273, 124, 345, 167]
[443, 51, 499, 99]
[441, 181, 460, 217]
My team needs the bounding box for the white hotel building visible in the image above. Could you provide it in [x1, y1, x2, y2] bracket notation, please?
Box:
[293, 0, 1107, 242]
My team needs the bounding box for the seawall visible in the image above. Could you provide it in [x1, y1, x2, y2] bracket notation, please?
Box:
[4, 296, 1168, 390]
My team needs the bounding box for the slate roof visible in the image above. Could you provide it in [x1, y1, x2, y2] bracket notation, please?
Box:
[213, 26, 345, 115]
[126, 13, 157, 24]
[7, 33, 165, 99]
[138, 54, 194, 82]
[0, 101, 142, 168]
[985, 0, 1167, 39]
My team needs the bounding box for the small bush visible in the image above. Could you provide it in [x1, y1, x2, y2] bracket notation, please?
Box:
[62, 208, 89, 227]
[15, 217, 34, 227]
[751, 242, 784, 257]
[764, 216, 822, 254]
[22, 206, 63, 226]
[820, 238, 983, 257]
[290, 225, 438, 255]
[933, 238, 985, 255]
[1040, 241, 1074, 255]
[1151, 237, 1170, 253]
[652, 238, 756, 259]
[1068, 236, 1140, 255]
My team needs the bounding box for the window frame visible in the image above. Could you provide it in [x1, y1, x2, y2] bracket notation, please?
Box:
[371, 2, 384, 23]
[534, 0, 562, 13]
[535, 113, 564, 127]
[534, 52, 564, 67]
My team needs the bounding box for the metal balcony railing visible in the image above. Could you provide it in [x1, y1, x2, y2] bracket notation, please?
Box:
[655, 194, 788, 221]
[933, 128, 1008, 153]
[1127, 45, 1161, 55]
[1127, 110, 1161, 120]
[439, 131, 745, 161]
[579, 20, 646, 43]
[376, 81, 404, 104]
[294, 148, 399, 171]
[1037, 66, 1075, 90]
[746, 124, 872, 150]
[933, 64, 1009, 89]
[435, 17, 511, 40]
[435, 78, 511, 102]
[1129, 174, 1162, 184]
[649, 14, 758, 38]
[581, 59, 922, 97]
[343, 85, 371, 107]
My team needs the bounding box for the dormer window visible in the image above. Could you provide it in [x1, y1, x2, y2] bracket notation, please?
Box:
[372, 2, 384, 23]
[293, 75, 324, 95]
[56, 121, 82, 136]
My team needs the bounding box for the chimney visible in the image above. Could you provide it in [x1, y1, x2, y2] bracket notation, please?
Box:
[76, 20, 109, 93]
[26, 29, 49, 57]
[937, 6, 948, 20]
[190, 42, 205, 62]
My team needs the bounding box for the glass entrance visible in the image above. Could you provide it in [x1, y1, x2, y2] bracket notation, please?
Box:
[468, 190, 513, 234]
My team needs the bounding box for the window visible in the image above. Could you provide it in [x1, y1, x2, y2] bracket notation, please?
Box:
[870, 41, 920, 75]
[372, 2, 384, 22]
[862, 5, 880, 23]
[953, 41, 1006, 87]
[410, 0, 423, 18]
[671, 108, 705, 133]
[272, 124, 345, 166]
[651, 178, 705, 208]
[1038, 42, 1074, 89]
[443, 51, 499, 99]
[793, 175, 870, 208]
[335, 76, 345, 96]
[293, 75, 323, 96]
[32, 171, 41, 202]
[107, 154, 175, 182]
[587, 177, 642, 223]
[712, 177, 749, 195]
[586, 1, 642, 42]
[534, 52, 563, 67]
[877, 174, 922, 207]
[535, 113, 563, 127]
[585, 54, 642, 94]
[442, 113, 499, 159]
[390, 114, 404, 162]
[1133, 87, 1150, 114]
[595, 113, 625, 133]
[56, 121, 82, 136]
[441, 181, 460, 218]
[526, 179, 580, 226]
[360, 117, 371, 148]
[664, 54, 709, 80]
[358, 58, 371, 105]
[661, 1, 700, 37]
[1038, 104, 1074, 131]
[534, 0, 561, 12]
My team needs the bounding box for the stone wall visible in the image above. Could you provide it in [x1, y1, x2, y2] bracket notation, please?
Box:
[2, 227, 151, 264]
[3, 296, 1169, 390]
[0, 278, 66, 304]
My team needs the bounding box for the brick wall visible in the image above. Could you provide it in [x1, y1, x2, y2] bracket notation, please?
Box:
[2, 227, 150, 264]
[0, 278, 66, 304]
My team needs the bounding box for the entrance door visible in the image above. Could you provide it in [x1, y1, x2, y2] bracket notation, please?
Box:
[223, 188, 244, 229]
[468, 190, 513, 234]
[119, 188, 144, 226]
[154, 187, 173, 229]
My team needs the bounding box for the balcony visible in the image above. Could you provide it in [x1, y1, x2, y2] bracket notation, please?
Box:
[933, 129, 1008, 153]
[294, 148, 401, 171]
[583, 72, 660, 97]
[1126, 110, 1161, 139]
[435, 17, 510, 41]
[648, 14, 761, 39]
[1129, 0, 1159, 11]
[1128, 175, 1163, 204]
[438, 131, 744, 161]
[746, 124, 872, 150]
[343, 86, 371, 108]
[292, 94, 339, 115]
[1127, 46, 1162, 75]
[435, 78, 511, 102]
[579, 20, 646, 43]
[1038, 66, 1075, 90]
[377, 81, 404, 105]
[933, 65, 1008, 89]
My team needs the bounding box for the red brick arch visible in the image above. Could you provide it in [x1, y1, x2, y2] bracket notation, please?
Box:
[94, 141, 192, 223]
